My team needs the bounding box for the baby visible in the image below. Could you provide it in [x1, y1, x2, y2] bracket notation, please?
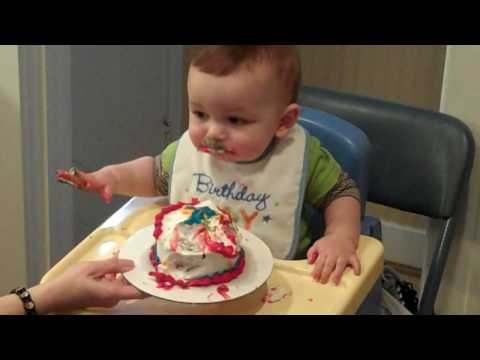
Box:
[58, 45, 361, 285]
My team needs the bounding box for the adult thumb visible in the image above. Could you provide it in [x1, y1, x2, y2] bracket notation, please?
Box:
[114, 283, 146, 300]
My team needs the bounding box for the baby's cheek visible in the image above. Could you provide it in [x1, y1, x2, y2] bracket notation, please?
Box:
[188, 128, 204, 148]
[246, 135, 269, 151]
[237, 139, 267, 158]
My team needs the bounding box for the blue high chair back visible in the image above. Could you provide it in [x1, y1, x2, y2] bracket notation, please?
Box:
[298, 106, 379, 240]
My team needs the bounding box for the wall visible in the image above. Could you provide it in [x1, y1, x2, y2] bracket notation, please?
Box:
[435, 45, 480, 314]
[299, 45, 446, 111]
[0, 45, 27, 293]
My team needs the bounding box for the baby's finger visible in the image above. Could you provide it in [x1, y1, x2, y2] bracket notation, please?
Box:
[74, 168, 89, 179]
[307, 246, 318, 264]
[56, 168, 88, 189]
[80, 171, 109, 194]
[332, 259, 349, 286]
[74, 169, 97, 191]
[320, 258, 336, 284]
[312, 254, 327, 281]
[101, 186, 113, 204]
[351, 255, 362, 276]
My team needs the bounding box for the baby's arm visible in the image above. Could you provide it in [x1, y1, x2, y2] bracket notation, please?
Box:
[307, 173, 362, 285]
[57, 156, 158, 203]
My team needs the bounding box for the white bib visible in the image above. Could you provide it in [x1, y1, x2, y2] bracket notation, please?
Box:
[169, 125, 309, 259]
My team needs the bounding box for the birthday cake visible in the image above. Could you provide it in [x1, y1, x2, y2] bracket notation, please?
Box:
[149, 198, 245, 289]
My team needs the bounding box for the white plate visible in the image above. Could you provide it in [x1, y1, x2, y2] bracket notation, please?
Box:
[119, 225, 273, 304]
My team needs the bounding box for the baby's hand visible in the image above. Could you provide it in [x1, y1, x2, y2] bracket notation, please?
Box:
[307, 234, 361, 286]
[56, 167, 113, 204]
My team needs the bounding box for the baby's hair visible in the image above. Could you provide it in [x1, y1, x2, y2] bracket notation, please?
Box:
[191, 45, 302, 104]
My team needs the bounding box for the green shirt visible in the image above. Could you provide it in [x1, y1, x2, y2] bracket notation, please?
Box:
[157, 135, 341, 259]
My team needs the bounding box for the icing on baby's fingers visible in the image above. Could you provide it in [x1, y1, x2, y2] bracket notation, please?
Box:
[56, 168, 88, 189]
[100, 186, 113, 204]
[307, 246, 319, 264]
[312, 254, 327, 281]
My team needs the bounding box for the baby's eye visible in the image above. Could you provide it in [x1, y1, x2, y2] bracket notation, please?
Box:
[228, 117, 246, 125]
[194, 111, 208, 120]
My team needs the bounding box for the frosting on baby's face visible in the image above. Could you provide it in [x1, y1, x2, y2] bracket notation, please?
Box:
[199, 138, 235, 156]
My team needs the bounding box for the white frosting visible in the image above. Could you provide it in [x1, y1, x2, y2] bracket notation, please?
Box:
[156, 200, 243, 280]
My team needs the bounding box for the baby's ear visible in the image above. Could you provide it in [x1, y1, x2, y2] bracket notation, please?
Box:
[275, 104, 300, 139]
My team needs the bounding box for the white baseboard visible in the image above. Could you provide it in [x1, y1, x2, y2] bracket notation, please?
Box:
[381, 220, 427, 269]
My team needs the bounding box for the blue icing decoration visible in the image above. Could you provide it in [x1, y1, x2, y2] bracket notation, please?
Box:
[183, 207, 217, 225]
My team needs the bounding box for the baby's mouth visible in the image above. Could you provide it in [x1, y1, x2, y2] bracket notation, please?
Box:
[199, 139, 234, 155]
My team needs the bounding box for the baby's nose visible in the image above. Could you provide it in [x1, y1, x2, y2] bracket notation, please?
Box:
[207, 123, 227, 140]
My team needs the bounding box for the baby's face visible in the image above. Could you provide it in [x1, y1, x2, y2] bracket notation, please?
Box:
[187, 64, 293, 163]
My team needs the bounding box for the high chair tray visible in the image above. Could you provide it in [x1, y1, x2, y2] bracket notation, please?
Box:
[41, 197, 384, 315]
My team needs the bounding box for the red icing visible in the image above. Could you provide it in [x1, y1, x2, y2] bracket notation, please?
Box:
[56, 169, 88, 189]
[203, 232, 237, 259]
[218, 209, 238, 245]
[223, 226, 237, 245]
[217, 285, 230, 300]
[199, 146, 212, 154]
